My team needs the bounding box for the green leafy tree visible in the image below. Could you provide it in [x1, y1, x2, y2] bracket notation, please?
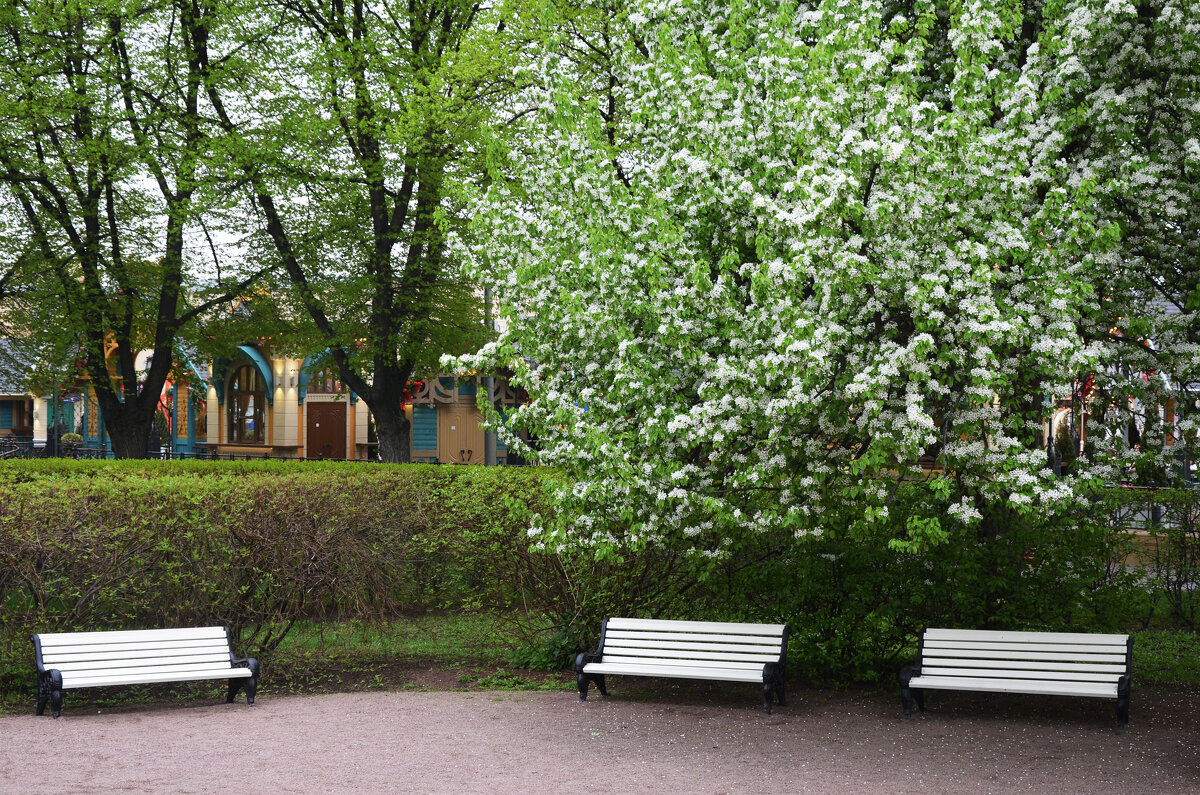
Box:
[0, 0, 266, 457]
[196, 0, 536, 462]
[1029, 0, 1200, 484]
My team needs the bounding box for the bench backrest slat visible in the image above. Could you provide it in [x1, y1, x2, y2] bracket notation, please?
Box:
[918, 628, 1131, 684]
[604, 636, 783, 656]
[40, 642, 235, 664]
[604, 643, 782, 662]
[34, 626, 230, 645]
[923, 639, 1125, 655]
[606, 618, 787, 635]
[598, 618, 786, 669]
[923, 628, 1128, 645]
[36, 638, 228, 657]
[605, 629, 783, 647]
[922, 648, 1127, 664]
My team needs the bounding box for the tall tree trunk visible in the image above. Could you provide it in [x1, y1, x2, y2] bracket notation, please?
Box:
[91, 392, 157, 460]
[373, 403, 412, 464]
[107, 422, 152, 459]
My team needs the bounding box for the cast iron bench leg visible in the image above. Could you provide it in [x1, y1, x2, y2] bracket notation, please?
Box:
[1116, 675, 1130, 734]
[48, 670, 64, 719]
[899, 666, 923, 719]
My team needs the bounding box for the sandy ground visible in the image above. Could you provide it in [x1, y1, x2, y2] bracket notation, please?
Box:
[1, 683, 1197, 794]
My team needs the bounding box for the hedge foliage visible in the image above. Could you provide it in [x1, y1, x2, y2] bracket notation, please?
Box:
[0, 460, 1187, 689]
[0, 461, 562, 663]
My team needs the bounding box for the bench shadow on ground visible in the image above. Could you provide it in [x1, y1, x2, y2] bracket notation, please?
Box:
[8, 663, 1195, 740]
[577, 675, 1178, 737]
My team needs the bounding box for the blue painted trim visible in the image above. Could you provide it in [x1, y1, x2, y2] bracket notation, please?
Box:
[237, 345, 274, 405]
[215, 345, 274, 406]
[212, 358, 227, 405]
[298, 351, 357, 405]
[297, 353, 323, 406]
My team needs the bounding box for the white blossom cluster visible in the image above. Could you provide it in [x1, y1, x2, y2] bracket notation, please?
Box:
[1028, 0, 1200, 484]
[449, 0, 1161, 556]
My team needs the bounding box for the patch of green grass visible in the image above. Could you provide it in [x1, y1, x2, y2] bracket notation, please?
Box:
[1132, 629, 1200, 687]
[464, 668, 566, 692]
[276, 613, 514, 666]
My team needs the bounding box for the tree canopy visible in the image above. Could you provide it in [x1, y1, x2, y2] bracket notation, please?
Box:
[0, 0, 264, 457]
[195, 0, 537, 462]
[455, 0, 1195, 556]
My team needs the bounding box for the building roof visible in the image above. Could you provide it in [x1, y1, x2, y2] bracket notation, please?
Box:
[0, 338, 34, 396]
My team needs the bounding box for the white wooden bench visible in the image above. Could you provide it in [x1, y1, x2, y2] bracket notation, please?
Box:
[574, 617, 789, 713]
[31, 626, 259, 718]
[900, 628, 1133, 732]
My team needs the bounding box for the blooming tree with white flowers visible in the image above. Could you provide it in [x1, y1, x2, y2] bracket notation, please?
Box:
[455, 0, 1138, 558]
[1035, 0, 1200, 485]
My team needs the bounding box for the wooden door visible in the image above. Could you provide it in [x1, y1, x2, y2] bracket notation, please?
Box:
[437, 404, 485, 464]
[307, 402, 347, 459]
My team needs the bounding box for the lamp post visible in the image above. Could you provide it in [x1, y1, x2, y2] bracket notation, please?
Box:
[484, 285, 496, 467]
[51, 382, 60, 457]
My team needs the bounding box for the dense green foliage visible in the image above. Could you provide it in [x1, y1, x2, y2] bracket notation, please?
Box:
[2, 461, 1193, 692]
[0, 0, 265, 457]
[0, 462, 559, 661]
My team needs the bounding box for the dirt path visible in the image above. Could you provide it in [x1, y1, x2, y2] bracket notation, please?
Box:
[1, 685, 1197, 793]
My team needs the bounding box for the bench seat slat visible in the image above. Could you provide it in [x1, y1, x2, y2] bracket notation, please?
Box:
[35, 627, 230, 645]
[592, 655, 767, 671]
[922, 656, 1127, 674]
[918, 667, 1121, 684]
[605, 618, 787, 636]
[59, 660, 247, 682]
[583, 662, 765, 683]
[922, 628, 1129, 645]
[62, 666, 254, 690]
[908, 675, 1119, 698]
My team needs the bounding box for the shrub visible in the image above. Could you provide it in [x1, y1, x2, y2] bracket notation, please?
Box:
[0, 461, 562, 666]
[692, 482, 1145, 683]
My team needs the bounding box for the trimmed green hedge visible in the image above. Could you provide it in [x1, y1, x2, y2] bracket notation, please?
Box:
[0, 460, 1187, 690]
[0, 461, 562, 663]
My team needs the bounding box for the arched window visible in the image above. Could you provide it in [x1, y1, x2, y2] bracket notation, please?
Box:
[308, 365, 343, 395]
[192, 395, 207, 438]
[227, 364, 265, 443]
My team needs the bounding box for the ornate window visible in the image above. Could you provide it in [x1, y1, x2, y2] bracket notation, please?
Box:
[193, 395, 207, 438]
[227, 364, 265, 443]
[86, 396, 98, 436]
[308, 365, 343, 395]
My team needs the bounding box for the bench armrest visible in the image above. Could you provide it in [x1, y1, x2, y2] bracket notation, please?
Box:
[232, 656, 260, 677]
[574, 652, 601, 673]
